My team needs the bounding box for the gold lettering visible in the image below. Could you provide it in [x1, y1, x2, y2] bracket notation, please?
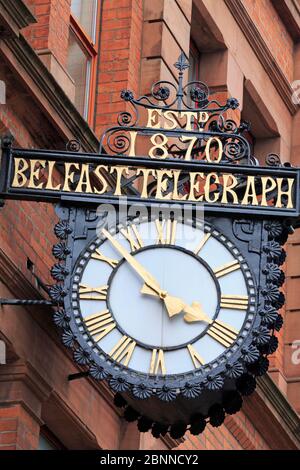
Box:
[150, 349, 166, 374]
[275, 177, 294, 209]
[187, 344, 204, 368]
[204, 172, 220, 203]
[205, 137, 223, 163]
[27, 160, 46, 189]
[75, 163, 93, 193]
[155, 219, 177, 245]
[172, 170, 188, 200]
[164, 111, 178, 130]
[84, 309, 116, 342]
[63, 162, 79, 192]
[180, 111, 197, 131]
[79, 284, 108, 300]
[260, 176, 277, 206]
[110, 166, 129, 196]
[221, 174, 239, 204]
[208, 320, 238, 347]
[12, 158, 29, 188]
[120, 224, 144, 251]
[109, 336, 136, 367]
[155, 170, 172, 200]
[46, 160, 61, 190]
[146, 109, 162, 129]
[241, 176, 258, 205]
[188, 172, 203, 202]
[91, 249, 118, 268]
[93, 165, 109, 195]
[136, 168, 155, 198]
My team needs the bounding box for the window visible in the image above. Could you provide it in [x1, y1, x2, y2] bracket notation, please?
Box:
[189, 41, 201, 83]
[67, 0, 100, 123]
[38, 427, 65, 450]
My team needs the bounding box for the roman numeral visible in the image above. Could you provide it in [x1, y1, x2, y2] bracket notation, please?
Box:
[91, 249, 118, 268]
[220, 295, 249, 310]
[120, 224, 144, 251]
[109, 335, 136, 367]
[207, 320, 238, 348]
[155, 219, 177, 245]
[84, 309, 116, 342]
[79, 284, 108, 300]
[150, 349, 166, 375]
[187, 344, 204, 368]
[213, 260, 240, 278]
[193, 232, 211, 255]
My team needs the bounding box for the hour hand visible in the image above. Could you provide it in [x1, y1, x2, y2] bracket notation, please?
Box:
[141, 285, 186, 318]
[183, 302, 212, 324]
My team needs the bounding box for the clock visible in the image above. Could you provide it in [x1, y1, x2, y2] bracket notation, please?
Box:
[68, 215, 257, 381]
[51, 209, 284, 431]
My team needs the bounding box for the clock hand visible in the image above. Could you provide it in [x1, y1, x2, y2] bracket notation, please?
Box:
[141, 284, 187, 317]
[102, 228, 166, 299]
[183, 302, 212, 324]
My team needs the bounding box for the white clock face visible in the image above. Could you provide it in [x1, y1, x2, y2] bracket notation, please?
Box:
[71, 217, 256, 376]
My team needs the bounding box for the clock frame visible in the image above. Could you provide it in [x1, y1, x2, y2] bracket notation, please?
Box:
[50, 206, 286, 426]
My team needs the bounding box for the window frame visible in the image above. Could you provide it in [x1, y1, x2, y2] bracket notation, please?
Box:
[69, 0, 101, 124]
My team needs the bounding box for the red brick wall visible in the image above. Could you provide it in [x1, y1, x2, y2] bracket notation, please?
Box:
[0, 0, 299, 451]
[0, 405, 40, 450]
[23, 0, 71, 67]
[95, 0, 143, 135]
[243, 0, 294, 81]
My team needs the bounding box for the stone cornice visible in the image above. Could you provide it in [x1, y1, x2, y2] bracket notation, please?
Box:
[257, 374, 300, 447]
[271, 0, 300, 42]
[224, 0, 299, 116]
[0, 0, 36, 38]
[0, 35, 100, 152]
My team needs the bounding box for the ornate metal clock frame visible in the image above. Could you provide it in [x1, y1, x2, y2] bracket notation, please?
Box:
[0, 53, 297, 440]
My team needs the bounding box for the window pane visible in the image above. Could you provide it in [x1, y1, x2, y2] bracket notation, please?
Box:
[67, 29, 91, 118]
[38, 434, 56, 450]
[71, 0, 98, 41]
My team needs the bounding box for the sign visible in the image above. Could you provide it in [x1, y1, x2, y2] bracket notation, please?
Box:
[0, 52, 294, 440]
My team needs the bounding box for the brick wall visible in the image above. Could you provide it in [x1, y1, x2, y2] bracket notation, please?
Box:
[0, 0, 299, 450]
[95, 0, 143, 135]
[0, 405, 40, 450]
[242, 0, 294, 82]
[23, 0, 71, 67]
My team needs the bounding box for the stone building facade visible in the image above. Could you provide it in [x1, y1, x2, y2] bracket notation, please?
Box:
[0, 0, 300, 450]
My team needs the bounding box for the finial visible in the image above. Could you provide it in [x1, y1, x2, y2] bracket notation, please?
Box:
[174, 52, 190, 73]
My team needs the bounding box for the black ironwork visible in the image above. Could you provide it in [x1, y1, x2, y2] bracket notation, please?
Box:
[99, 52, 254, 166]
[68, 371, 89, 382]
[0, 147, 299, 219]
[0, 298, 54, 306]
[49, 205, 286, 431]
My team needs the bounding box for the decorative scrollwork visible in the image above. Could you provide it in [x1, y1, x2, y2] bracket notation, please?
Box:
[152, 84, 170, 101]
[66, 139, 81, 152]
[266, 153, 281, 167]
[117, 111, 137, 127]
[106, 130, 131, 154]
[223, 139, 248, 162]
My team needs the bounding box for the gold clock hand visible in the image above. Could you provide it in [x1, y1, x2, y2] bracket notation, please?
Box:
[140, 284, 187, 317]
[102, 228, 166, 298]
[183, 302, 212, 324]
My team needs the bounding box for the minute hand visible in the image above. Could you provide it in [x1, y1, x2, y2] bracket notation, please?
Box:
[102, 228, 163, 296]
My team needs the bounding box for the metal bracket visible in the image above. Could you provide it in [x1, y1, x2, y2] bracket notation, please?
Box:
[0, 299, 54, 306]
[68, 371, 89, 382]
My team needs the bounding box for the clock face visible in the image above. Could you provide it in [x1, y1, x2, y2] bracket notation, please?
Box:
[70, 216, 257, 381]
